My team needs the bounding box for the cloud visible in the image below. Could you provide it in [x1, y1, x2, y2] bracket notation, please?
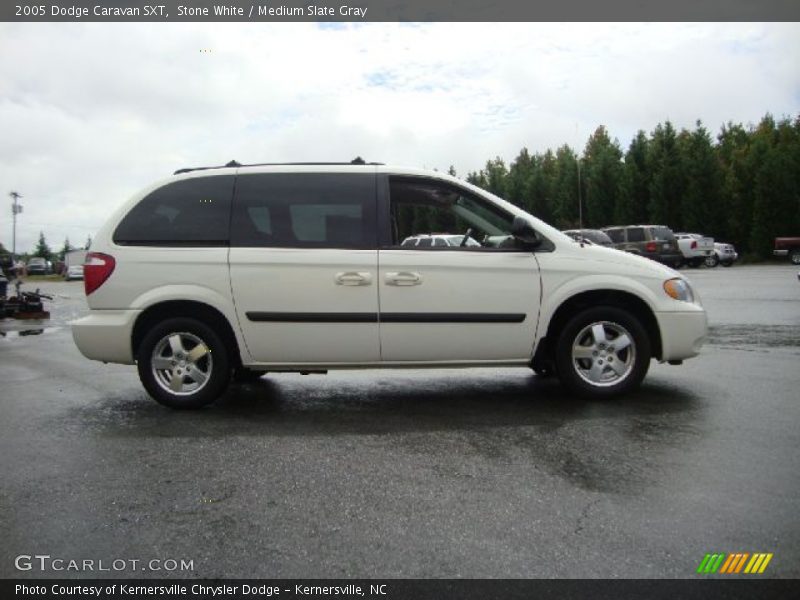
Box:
[0, 22, 798, 253]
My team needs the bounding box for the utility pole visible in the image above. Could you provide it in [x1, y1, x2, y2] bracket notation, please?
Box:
[9, 191, 23, 263]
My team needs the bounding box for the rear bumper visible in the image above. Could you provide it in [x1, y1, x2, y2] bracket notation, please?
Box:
[773, 249, 788, 257]
[71, 310, 140, 364]
[650, 253, 683, 266]
[655, 309, 708, 361]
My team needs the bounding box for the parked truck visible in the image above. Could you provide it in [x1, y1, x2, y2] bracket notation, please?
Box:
[774, 237, 800, 265]
[675, 233, 715, 268]
[64, 249, 87, 269]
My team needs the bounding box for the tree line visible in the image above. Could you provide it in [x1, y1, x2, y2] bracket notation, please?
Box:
[9, 232, 92, 263]
[459, 113, 800, 258]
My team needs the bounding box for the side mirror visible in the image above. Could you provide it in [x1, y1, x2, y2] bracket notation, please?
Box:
[511, 216, 542, 248]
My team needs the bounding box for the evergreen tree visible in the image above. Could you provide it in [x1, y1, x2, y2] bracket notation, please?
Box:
[58, 237, 74, 262]
[552, 145, 580, 228]
[85, 235, 92, 250]
[647, 121, 685, 228]
[618, 130, 650, 225]
[582, 126, 623, 227]
[483, 157, 509, 198]
[531, 150, 557, 223]
[749, 116, 800, 257]
[34, 231, 52, 261]
[717, 121, 752, 249]
[679, 121, 723, 236]
[507, 148, 534, 210]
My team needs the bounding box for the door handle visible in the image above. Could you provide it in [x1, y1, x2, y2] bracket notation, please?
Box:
[335, 272, 372, 286]
[385, 271, 422, 286]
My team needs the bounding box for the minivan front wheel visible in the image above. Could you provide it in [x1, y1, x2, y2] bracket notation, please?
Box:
[555, 307, 651, 398]
[137, 318, 230, 409]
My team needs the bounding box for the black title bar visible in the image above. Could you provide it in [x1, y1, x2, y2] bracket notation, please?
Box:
[4, 579, 799, 600]
[4, 1, 800, 22]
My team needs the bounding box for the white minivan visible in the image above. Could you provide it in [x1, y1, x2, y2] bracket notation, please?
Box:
[72, 161, 707, 408]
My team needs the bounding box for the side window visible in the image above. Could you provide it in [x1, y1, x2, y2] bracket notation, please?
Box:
[113, 175, 234, 245]
[389, 177, 516, 250]
[627, 227, 645, 243]
[605, 229, 624, 243]
[231, 173, 376, 249]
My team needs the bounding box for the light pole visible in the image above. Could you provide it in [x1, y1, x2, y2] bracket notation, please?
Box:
[9, 191, 23, 263]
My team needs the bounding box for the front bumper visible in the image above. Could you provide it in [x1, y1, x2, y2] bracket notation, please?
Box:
[774, 249, 788, 257]
[655, 309, 708, 361]
[71, 310, 140, 365]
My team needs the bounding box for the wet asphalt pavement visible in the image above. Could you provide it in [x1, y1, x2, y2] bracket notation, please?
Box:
[1, 265, 798, 579]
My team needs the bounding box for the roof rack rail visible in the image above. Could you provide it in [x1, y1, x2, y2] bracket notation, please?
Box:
[173, 157, 382, 175]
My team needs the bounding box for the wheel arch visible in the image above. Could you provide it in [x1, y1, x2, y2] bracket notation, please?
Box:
[534, 289, 663, 368]
[132, 300, 245, 367]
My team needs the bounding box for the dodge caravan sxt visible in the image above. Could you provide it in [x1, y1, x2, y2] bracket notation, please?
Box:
[72, 161, 707, 408]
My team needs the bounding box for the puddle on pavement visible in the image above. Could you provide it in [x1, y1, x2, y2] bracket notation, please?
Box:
[707, 325, 800, 349]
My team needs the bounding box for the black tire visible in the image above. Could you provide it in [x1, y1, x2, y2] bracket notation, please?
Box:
[555, 306, 651, 398]
[233, 367, 267, 383]
[790, 249, 800, 265]
[704, 254, 720, 268]
[137, 317, 231, 409]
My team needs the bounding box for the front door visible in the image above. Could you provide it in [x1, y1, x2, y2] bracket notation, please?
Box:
[377, 176, 541, 363]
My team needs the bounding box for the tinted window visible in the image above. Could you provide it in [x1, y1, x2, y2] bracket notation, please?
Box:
[389, 177, 516, 250]
[231, 173, 376, 249]
[605, 228, 624, 243]
[627, 227, 645, 242]
[114, 176, 234, 245]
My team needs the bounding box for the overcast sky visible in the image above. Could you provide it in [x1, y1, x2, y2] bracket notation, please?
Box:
[1, 22, 798, 254]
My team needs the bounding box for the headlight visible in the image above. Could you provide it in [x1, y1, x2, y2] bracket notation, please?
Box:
[663, 278, 694, 303]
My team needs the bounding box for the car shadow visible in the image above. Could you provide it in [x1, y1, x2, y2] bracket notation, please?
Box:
[61, 370, 706, 495]
[77, 369, 702, 438]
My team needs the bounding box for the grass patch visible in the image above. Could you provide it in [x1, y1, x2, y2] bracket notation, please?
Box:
[19, 274, 66, 282]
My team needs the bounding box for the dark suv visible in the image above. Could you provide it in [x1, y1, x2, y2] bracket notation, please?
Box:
[602, 225, 682, 268]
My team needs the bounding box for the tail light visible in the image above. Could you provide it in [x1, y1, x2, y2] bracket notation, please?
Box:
[645, 241, 657, 252]
[84, 252, 116, 295]
[690, 240, 697, 249]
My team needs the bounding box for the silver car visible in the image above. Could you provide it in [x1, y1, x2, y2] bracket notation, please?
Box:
[706, 242, 738, 267]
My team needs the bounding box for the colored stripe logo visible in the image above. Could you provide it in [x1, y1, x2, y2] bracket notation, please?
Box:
[697, 553, 773, 574]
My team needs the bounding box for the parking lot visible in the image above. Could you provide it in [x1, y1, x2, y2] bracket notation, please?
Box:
[1, 264, 798, 579]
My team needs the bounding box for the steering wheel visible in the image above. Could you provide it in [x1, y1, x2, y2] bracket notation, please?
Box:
[460, 228, 474, 247]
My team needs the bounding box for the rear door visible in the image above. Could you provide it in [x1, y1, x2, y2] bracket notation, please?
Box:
[228, 169, 380, 364]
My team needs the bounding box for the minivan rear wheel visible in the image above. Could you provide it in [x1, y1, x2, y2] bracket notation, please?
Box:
[137, 318, 230, 409]
[555, 307, 651, 398]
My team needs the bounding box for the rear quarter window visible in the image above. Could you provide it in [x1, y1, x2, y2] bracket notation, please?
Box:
[651, 227, 675, 241]
[113, 175, 234, 246]
[626, 227, 646, 243]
